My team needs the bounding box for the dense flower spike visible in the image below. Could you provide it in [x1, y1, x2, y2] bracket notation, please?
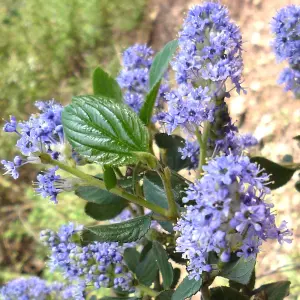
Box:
[162, 2, 245, 135]
[0, 277, 84, 300]
[271, 5, 300, 65]
[271, 5, 300, 98]
[172, 2, 244, 92]
[40, 223, 135, 292]
[175, 153, 292, 279]
[117, 44, 168, 113]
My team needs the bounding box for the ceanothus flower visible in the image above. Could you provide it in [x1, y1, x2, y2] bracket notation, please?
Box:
[163, 84, 215, 133]
[271, 5, 300, 65]
[172, 2, 244, 93]
[35, 167, 80, 203]
[0, 277, 83, 300]
[175, 153, 292, 279]
[117, 44, 169, 113]
[278, 67, 300, 98]
[40, 223, 135, 292]
[271, 5, 300, 98]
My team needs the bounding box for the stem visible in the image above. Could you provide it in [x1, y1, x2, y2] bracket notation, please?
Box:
[159, 167, 179, 219]
[197, 121, 211, 178]
[201, 285, 211, 300]
[40, 154, 170, 219]
[137, 284, 159, 297]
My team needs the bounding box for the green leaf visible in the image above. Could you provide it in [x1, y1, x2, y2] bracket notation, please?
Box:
[143, 171, 187, 209]
[220, 257, 256, 285]
[156, 290, 174, 300]
[171, 276, 202, 300]
[75, 184, 125, 205]
[81, 214, 152, 243]
[149, 40, 178, 90]
[139, 80, 161, 125]
[155, 134, 190, 171]
[255, 281, 290, 300]
[139, 240, 153, 262]
[123, 248, 140, 273]
[171, 268, 181, 289]
[136, 248, 158, 286]
[250, 157, 298, 190]
[293, 135, 300, 142]
[103, 166, 117, 190]
[62, 96, 149, 166]
[93, 66, 123, 103]
[210, 286, 249, 300]
[295, 180, 300, 192]
[84, 201, 127, 221]
[152, 241, 174, 289]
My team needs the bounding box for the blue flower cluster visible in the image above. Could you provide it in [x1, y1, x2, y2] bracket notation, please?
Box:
[161, 2, 244, 135]
[0, 276, 84, 300]
[271, 5, 300, 97]
[175, 154, 292, 279]
[1, 101, 80, 203]
[40, 223, 135, 292]
[117, 44, 168, 113]
[172, 2, 244, 90]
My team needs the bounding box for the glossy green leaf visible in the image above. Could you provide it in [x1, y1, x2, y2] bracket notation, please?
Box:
[62, 96, 149, 166]
[295, 180, 300, 192]
[171, 276, 202, 300]
[149, 40, 178, 90]
[293, 135, 300, 142]
[255, 281, 290, 300]
[156, 290, 174, 300]
[81, 214, 152, 243]
[152, 241, 174, 289]
[210, 286, 249, 300]
[84, 201, 126, 221]
[139, 80, 161, 125]
[123, 248, 140, 273]
[171, 268, 181, 289]
[103, 166, 117, 190]
[220, 257, 256, 285]
[155, 134, 190, 171]
[75, 184, 124, 205]
[93, 66, 123, 103]
[136, 249, 158, 286]
[143, 171, 187, 209]
[250, 157, 297, 190]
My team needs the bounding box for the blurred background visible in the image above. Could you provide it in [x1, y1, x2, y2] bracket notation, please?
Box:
[0, 0, 299, 298]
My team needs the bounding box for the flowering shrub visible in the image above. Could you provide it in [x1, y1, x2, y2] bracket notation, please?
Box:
[1, 2, 299, 300]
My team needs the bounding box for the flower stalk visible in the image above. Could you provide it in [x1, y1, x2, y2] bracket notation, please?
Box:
[40, 153, 171, 219]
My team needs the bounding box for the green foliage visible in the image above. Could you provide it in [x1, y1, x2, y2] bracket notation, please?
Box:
[171, 276, 202, 300]
[123, 248, 140, 273]
[84, 201, 127, 221]
[103, 166, 117, 190]
[210, 286, 249, 300]
[155, 134, 190, 171]
[136, 248, 158, 286]
[62, 96, 150, 165]
[143, 171, 187, 208]
[139, 80, 161, 125]
[250, 157, 298, 190]
[81, 214, 152, 243]
[220, 256, 256, 285]
[156, 290, 174, 299]
[254, 281, 291, 300]
[152, 241, 174, 289]
[93, 67, 123, 102]
[149, 40, 178, 90]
